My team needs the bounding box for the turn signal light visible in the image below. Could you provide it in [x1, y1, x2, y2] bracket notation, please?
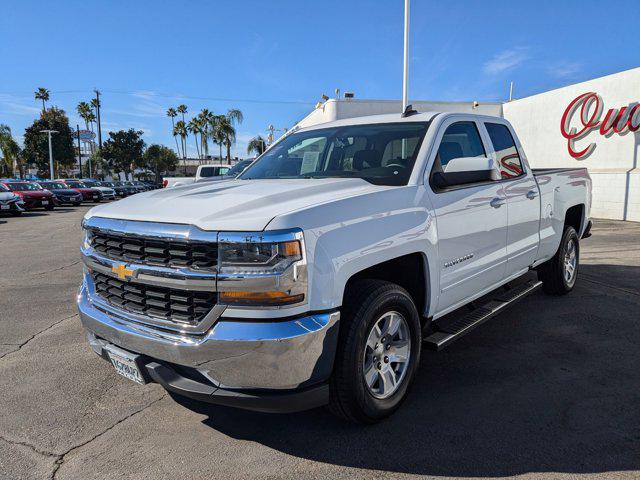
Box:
[219, 291, 305, 307]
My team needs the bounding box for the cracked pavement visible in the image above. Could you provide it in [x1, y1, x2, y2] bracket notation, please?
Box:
[1, 207, 639, 479]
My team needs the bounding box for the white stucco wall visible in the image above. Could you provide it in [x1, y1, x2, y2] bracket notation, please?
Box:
[503, 68, 640, 221]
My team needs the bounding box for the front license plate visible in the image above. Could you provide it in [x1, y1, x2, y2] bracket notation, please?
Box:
[105, 345, 147, 384]
[0, 205, 8, 210]
[42, 200, 48, 205]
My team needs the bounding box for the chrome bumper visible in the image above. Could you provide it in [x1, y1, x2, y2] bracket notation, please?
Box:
[77, 278, 340, 390]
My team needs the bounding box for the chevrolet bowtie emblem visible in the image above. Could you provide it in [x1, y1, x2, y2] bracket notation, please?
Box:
[112, 263, 135, 280]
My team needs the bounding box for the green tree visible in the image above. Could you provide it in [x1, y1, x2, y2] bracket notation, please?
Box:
[22, 107, 75, 177]
[99, 129, 145, 180]
[198, 109, 213, 158]
[35, 87, 50, 113]
[173, 120, 188, 173]
[143, 144, 179, 183]
[247, 135, 267, 156]
[0, 125, 24, 177]
[176, 105, 188, 159]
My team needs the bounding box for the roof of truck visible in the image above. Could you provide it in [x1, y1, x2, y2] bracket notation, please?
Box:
[296, 111, 443, 133]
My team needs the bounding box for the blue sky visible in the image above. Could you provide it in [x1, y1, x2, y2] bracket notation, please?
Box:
[1, 0, 638, 158]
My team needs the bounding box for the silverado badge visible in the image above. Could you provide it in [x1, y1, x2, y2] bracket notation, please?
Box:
[112, 264, 135, 280]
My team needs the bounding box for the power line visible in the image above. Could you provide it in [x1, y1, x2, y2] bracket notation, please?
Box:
[0, 89, 315, 106]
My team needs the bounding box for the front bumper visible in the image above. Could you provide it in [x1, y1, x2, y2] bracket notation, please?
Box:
[77, 277, 340, 410]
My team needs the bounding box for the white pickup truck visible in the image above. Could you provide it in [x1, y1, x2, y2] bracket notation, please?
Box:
[77, 110, 592, 423]
[162, 164, 231, 188]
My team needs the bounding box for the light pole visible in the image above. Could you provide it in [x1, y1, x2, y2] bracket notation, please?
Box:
[40, 129, 58, 180]
[402, 0, 410, 113]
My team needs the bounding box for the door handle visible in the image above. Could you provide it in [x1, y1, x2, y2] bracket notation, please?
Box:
[526, 190, 539, 200]
[490, 197, 506, 208]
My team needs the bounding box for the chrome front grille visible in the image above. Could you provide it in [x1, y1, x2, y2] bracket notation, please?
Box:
[91, 271, 217, 325]
[88, 230, 218, 271]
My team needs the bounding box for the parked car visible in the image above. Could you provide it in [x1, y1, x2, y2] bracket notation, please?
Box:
[77, 111, 592, 423]
[76, 179, 117, 200]
[163, 164, 231, 188]
[37, 181, 83, 206]
[114, 181, 137, 196]
[0, 183, 25, 216]
[195, 159, 254, 184]
[60, 180, 103, 203]
[122, 181, 146, 194]
[2, 181, 56, 210]
[99, 181, 128, 198]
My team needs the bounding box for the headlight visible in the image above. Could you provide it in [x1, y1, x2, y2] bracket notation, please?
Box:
[82, 228, 92, 249]
[217, 230, 307, 307]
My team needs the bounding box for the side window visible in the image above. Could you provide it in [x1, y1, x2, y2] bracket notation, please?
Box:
[433, 121, 486, 172]
[485, 123, 524, 179]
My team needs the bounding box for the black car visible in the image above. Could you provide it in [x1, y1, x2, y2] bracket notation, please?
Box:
[100, 181, 128, 198]
[114, 181, 137, 196]
[37, 181, 83, 206]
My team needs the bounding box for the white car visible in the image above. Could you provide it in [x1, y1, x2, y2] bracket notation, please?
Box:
[77, 111, 591, 423]
[163, 164, 231, 188]
[81, 180, 117, 200]
[0, 183, 25, 216]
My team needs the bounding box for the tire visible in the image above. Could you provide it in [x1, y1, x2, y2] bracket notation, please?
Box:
[73, 202, 81, 206]
[44, 205, 54, 211]
[538, 225, 579, 295]
[329, 279, 422, 424]
[10, 210, 22, 216]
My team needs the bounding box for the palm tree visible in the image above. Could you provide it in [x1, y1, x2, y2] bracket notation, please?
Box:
[0, 125, 24, 178]
[198, 109, 213, 158]
[35, 87, 50, 113]
[174, 120, 188, 172]
[222, 109, 243, 164]
[166, 107, 180, 154]
[187, 118, 202, 159]
[77, 101, 95, 155]
[176, 105, 188, 160]
[166, 107, 180, 155]
[247, 135, 267, 156]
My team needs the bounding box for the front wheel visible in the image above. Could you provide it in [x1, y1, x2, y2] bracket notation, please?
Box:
[329, 279, 421, 423]
[538, 225, 579, 295]
[44, 205, 54, 211]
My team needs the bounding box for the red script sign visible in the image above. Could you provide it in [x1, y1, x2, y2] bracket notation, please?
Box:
[560, 92, 640, 159]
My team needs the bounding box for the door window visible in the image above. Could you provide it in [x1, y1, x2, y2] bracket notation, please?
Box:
[433, 121, 486, 174]
[485, 123, 524, 179]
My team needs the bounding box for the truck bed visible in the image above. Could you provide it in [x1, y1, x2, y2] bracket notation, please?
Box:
[532, 167, 587, 176]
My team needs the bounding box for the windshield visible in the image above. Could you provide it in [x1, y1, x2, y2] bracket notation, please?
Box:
[39, 182, 66, 190]
[7, 182, 41, 191]
[101, 182, 115, 187]
[240, 122, 430, 186]
[83, 181, 98, 187]
[66, 181, 86, 188]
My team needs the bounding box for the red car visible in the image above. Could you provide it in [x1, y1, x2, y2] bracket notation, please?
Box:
[59, 180, 103, 203]
[1, 181, 56, 210]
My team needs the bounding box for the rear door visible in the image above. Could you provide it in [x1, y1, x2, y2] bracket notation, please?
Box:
[482, 122, 540, 275]
[427, 117, 508, 315]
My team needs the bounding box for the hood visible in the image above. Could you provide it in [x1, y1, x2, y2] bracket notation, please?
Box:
[85, 178, 384, 231]
[0, 191, 17, 201]
[52, 189, 81, 196]
[18, 190, 52, 198]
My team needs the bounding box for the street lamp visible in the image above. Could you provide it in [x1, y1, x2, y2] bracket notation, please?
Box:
[40, 129, 58, 180]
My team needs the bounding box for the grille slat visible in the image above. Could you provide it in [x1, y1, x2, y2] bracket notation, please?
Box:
[91, 272, 216, 325]
[89, 230, 217, 272]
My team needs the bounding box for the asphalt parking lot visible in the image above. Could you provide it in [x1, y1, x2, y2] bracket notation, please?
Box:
[1, 206, 639, 480]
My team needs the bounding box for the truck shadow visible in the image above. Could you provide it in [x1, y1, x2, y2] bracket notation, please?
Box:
[173, 265, 640, 477]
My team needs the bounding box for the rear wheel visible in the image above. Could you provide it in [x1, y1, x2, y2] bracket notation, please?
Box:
[538, 225, 579, 295]
[329, 279, 421, 423]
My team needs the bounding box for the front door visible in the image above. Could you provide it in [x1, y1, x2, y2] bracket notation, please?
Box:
[428, 120, 508, 315]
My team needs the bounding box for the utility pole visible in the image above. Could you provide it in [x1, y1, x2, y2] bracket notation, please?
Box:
[94, 89, 103, 148]
[402, 0, 410, 113]
[509, 81, 514, 102]
[76, 125, 83, 178]
[40, 129, 58, 180]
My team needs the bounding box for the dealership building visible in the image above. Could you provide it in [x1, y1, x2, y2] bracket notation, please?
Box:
[296, 67, 639, 222]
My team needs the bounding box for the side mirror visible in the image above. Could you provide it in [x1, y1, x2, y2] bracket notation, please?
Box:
[432, 156, 499, 189]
